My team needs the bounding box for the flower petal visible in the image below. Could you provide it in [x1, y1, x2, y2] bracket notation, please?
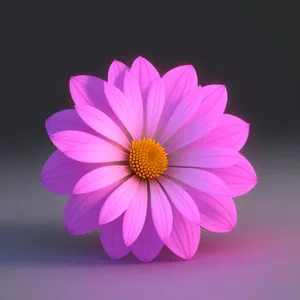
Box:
[73, 165, 130, 194]
[40, 150, 97, 195]
[104, 79, 143, 141]
[164, 85, 227, 154]
[50, 130, 127, 163]
[158, 65, 198, 130]
[204, 154, 257, 197]
[100, 215, 130, 259]
[108, 60, 128, 91]
[169, 148, 241, 168]
[150, 180, 173, 241]
[180, 183, 237, 232]
[64, 182, 120, 234]
[123, 180, 147, 246]
[165, 167, 231, 197]
[165, 205, 201, 260]
[64, 193, 103, 235]
[158, 177, 201, 225]
[131, 206, 163, 262]
[122, 71, 144, 140]
[75, 105, 130, 149]
[164, 112, 222, 154]
[159, 86, 203, 145]
[197, 85, 227, 119]
[130, 56, 160, 97]
[163, 65, 198, 104]
[146, 78, 165, 139]
[99, 176, 140, 225]
[69, 75, 112, 117]
[46, 109, 93, 136]
[195, 114, 250, 151]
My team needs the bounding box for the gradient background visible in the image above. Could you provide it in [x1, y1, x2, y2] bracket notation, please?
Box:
[2, 1, 300, 299]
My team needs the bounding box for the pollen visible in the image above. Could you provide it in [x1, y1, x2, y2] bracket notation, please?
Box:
[129, 137, 168, 179]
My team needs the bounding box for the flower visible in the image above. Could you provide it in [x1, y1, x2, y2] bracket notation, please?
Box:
[40, 56, 257, 262]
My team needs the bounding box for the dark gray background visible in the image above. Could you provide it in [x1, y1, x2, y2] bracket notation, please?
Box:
[2, 1, 300, 299]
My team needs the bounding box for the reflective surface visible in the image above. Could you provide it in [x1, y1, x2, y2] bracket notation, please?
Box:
[1, 142, 299, 299]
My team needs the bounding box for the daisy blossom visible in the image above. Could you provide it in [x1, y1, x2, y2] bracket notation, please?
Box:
[41, 56, 257, 262]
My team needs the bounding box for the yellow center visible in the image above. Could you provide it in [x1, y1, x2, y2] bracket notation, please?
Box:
[129, 138, 168, 179]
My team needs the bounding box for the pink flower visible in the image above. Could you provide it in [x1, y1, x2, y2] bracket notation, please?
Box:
[41, 56, 257, 262]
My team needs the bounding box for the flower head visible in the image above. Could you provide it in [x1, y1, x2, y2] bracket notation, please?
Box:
[41, 56, 257, 262]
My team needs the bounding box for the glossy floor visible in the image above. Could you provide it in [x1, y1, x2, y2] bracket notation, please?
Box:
[1, 142, 299, 300]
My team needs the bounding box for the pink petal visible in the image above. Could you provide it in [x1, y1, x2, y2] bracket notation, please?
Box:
[50, 130, 127, 163]
[73, 165, 130, 194]
[130, 56, 160, 97]
[158, 177, 201, 225]
[64, 182, 120, 235]
[204, 154, 257, 197]
[164, 85, 227, 154]
[180, 183, 237, 232]
[197, 85, 227, 119]
[100, 215, 130, 259]
[164, 111, 222, 154]
[64, 192, 104, 235]
[99, 176, 140, 225]
[146, 78, 165, 139]
[165, 167, 231, 197]
[122, 181, 147, 246]
[122, 71, 144, 140]
[40, 150, 97, 195]
[165, 205, 201, 260]
[150, 180, 173, 241]
[104, 80, 143, 141]
[168, 148, 241, 168]
[195, 114, 250, 151]
[69, 75, 112, 117]
[131, 206, 163, 262]
[75, 105, 130, 149]
[158, 65, 198, 131]
[163, 65, 198, 104]
[159, 86, 203, 145]
[46, 109, 93, 136]
[108, 60, 128, 91]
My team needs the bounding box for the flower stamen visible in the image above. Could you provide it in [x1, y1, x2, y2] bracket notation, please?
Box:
[129, 138, 168, 179]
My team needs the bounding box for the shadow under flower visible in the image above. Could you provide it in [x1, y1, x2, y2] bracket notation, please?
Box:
[0, 221, 279, 267]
